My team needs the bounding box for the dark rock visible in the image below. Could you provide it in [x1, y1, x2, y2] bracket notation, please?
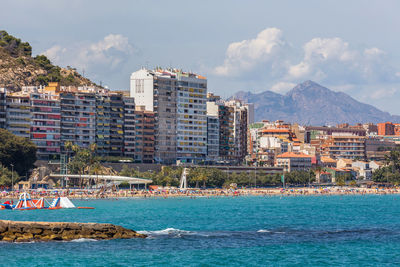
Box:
[0, 220, 146, 242]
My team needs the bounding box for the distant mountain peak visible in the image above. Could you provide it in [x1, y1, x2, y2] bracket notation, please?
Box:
[231, 81, 400, 125]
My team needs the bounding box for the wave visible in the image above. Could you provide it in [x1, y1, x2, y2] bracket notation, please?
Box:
[69, 238, 98, 242]
[138, 228, 192, 236]
[137, 227, 400, 242]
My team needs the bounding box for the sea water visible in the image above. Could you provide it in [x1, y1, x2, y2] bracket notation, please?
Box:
[1, 195, 400, 266]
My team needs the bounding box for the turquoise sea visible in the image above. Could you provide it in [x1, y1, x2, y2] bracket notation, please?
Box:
[1, 195, 400, 266]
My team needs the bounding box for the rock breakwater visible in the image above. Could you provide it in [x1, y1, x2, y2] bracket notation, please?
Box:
[0, 220, 146, 242]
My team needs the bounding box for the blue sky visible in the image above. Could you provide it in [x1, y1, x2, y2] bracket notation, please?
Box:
[3, 0, 400, 114]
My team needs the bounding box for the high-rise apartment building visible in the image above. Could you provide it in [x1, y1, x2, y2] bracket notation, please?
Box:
[60, 90, 96, 151]
[175, 71, 207, 162]
[207, 97, 249, 164]
[94, 93, 124, 157]
[123, 97, 136, 159]
[6, 92, 31, 139]
[95, 94, 112, 156]
[0, 83, 155, 161]
[30, 88, 61, 160]
[206, 115, 219, 161]
[130, 68, 207, 164]
[134, 106, 155, 163]
[109, 93, 124, 157]
[0, 88, 6, 129]
[130, 69, 177, 164]
[225, 100, 248, 163]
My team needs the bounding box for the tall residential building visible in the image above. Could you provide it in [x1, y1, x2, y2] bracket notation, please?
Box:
[109, 93, 124, 157]
[0, 88, 6, 129]
[95, 94, 112, 156]
[123, 97, 136, 158]
[130, 68, 207, 164]
[175, 71, 207, 162]
[206, 115, 219, 161]
[207, 98, 249, 164]
[207, 101, 234, 162]
[134, 106, 155, 163]
[94, 93, 124, 157]
[6, 93, 31, 138]
[30, 88, 61, 160]
[130, 68, 177, 163]
[60, 91, 96, 151]
[225, 100, 248, 163]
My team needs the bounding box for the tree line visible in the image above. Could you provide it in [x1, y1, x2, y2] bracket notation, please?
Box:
[119, 166, 315, 188]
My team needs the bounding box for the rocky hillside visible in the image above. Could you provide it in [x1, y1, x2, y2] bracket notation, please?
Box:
[0, 30, 97, 90]
[231, 80, 400, 125]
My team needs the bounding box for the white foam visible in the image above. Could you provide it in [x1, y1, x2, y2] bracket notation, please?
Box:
[70, 238, 98, 242]
[257, 229, 271, 233]
[138, 228, 192, 236]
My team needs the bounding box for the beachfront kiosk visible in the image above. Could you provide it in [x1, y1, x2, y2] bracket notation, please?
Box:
[49, 174, 152, 189]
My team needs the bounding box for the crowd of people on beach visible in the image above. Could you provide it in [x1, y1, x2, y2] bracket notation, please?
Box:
[0, 186, 399, 200]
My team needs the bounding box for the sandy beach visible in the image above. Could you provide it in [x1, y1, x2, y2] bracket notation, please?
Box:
[1, 187, 399, 201]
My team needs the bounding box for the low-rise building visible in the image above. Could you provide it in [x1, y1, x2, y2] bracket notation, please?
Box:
[275, 152, 312, 172]
[320, 157, 337, 168]
[321, 135, 366, 160]
[352, 161, 372, 180]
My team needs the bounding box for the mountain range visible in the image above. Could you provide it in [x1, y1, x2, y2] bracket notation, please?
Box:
[231, 80, 400, 125]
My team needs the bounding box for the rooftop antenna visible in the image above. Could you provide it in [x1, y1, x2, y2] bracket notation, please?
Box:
[82, 68, 85, 78]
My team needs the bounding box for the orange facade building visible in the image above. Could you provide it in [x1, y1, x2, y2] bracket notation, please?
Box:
[377, 122, 400, 136]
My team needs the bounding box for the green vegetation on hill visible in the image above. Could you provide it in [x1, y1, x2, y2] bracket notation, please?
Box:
[0, 31, 32, 57]
[0, 30, 98, 90]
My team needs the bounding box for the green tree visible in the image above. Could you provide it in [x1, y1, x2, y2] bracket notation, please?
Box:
[0, 129, 37, 176]
[0, 164, 20, 187]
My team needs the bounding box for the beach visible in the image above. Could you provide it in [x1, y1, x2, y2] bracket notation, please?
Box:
[1, 186, 399, 201]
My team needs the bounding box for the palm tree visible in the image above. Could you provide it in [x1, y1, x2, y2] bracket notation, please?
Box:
[90, 161, 102, 188]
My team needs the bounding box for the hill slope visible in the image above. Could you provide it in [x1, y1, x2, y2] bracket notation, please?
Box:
[0, 30, 97, 90]
[231, 80, 400, 125]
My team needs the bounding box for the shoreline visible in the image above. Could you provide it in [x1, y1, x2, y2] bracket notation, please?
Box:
[1, 187, 399, 200]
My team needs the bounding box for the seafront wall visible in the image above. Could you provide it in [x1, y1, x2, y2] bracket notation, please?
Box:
[0, 220, 146, 242]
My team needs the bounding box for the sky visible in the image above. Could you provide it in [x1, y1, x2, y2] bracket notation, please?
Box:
[3, 0, 400, 114]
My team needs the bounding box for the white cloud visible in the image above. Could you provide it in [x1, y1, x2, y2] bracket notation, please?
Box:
[370, 87, 398, 100]
[42, 34, 135, 73]
[270, 82, 296, 93]
[364, 47, 385, 57]
[286, 37, 399, 87]
[214, 28, 287, 76]
[42, 45, 67, 63]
